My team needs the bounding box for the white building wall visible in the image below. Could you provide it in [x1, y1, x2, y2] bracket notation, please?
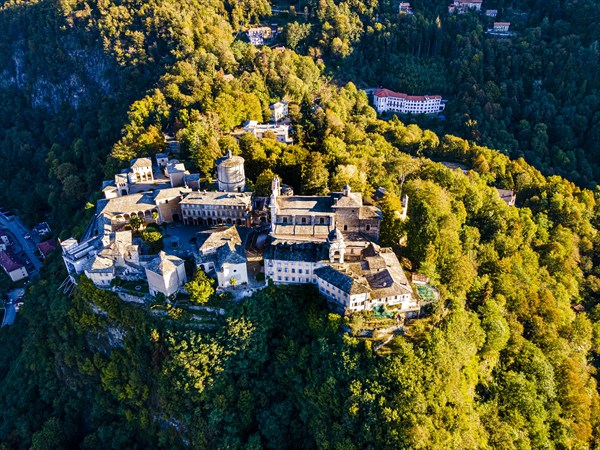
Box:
[217, 262, 248, 287]
[7, 267, 28, 282]
[265, 259, 325, 284]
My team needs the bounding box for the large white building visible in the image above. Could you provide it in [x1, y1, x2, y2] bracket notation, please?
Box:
[180, 191, 252, 227]
[373, 89, 445, 115]
[61, 238, 102, 280]
[264, 233, 418, 314]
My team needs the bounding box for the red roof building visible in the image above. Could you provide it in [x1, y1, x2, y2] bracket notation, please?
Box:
[373, 88, 445, 115]
[37, 239, 57, 259]
[0, 250, 28, 282]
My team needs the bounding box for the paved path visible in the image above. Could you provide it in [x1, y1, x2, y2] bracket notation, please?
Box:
[0, 215, 42, 271]
[1, 303, 16, 327]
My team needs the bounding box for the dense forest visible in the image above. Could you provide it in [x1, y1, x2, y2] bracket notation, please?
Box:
[1, 0, 600, 448]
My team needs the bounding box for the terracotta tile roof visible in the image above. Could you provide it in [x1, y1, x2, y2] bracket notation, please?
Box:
[375, 89, 442, 102]
[374, 88, 407, 99]
[0, 250, 25, 272]
[37, 239, 57, 257]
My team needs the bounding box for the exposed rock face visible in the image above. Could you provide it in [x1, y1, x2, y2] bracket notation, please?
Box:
[0, 36, 115, 112]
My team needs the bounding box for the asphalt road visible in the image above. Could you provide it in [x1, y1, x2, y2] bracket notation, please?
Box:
[1, 303, 15, 327]
[0, 215, 42, 271]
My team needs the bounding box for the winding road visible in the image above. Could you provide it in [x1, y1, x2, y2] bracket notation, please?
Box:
[0, 214, 42, 271]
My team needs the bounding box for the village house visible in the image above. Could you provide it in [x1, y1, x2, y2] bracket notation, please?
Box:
[180, 191, 252, 227]
[270, 101, 289, 122]
[492, 22, 510, 32]
[448, 0, 482, 14]
[373, 88, 445, 115]
[196, 226, 248, 287]
[37, 239, 57, 260]
[241, 120, 293, 144]
[0, 250, 28, 282]
[145, 251, 187, 297]
[164, 159, 187, 187]
[33, 222, 51, 237]
[247, 26, 272, 45]
[485, 9, 497, 17]
[398, 2, 414, 14]
[496, 189, 516, 207]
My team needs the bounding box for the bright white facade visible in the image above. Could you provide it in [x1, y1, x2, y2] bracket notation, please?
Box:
[270, 101, 289, 122]
[242, 121, 292, 144]
[145, 251, 187, 297]
[129, 158, 154, 183]
[373, 89, 445, 115]
[61, 238, 101, 279]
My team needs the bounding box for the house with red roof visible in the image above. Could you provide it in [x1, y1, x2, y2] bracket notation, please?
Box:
[0, 250, 28, 282]
[492, 22, 510, 32]
[373, 88, 445, 115]
[37, 239, 57, 260]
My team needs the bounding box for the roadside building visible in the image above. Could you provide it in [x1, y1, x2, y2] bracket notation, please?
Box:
[0, 250, 28, 282]
[156, 153, 169, 168]
[37, 239, 57, 260]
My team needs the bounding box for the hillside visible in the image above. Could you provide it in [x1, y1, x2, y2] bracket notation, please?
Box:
[0, 0, 600, 448]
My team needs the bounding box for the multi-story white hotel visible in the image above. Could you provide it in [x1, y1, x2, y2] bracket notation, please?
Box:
[373, 88, 445, 115]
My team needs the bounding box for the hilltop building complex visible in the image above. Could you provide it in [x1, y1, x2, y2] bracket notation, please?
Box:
[62, 148, 420, 315]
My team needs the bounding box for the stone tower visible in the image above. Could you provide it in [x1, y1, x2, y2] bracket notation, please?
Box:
[328, 228, 345, 263]
[216, 150, 246, 192]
